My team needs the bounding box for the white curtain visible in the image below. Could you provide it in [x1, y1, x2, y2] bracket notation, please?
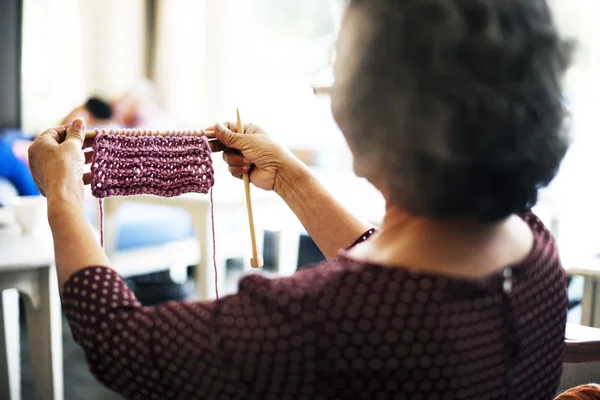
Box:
[78, 0, 147, 99]
[153, 0, 240, 127]
[152, 0, 347, 151]
[21, 0, 85, 132]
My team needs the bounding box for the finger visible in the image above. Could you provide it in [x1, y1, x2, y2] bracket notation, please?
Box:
[84, 150, 94, 165]
[213, 122, 249, 150]
[223, 151, 251, 167]
[204, 122, 252, 132]
[228, 165, 250, 178]
[209, 139, 227, 153]
[39, 124, 69, 143]
[65, 118, 86, 145]
[222, 121, 257, 134]
[83, 172, 92, 185]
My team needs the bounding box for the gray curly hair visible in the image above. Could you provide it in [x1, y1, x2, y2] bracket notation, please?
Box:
[331, 0, 573, 221]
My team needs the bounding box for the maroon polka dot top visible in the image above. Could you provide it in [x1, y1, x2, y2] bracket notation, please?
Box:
[62, 213, 567, 399]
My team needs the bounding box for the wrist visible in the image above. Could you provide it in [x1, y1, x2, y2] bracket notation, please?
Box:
[46, 188, 86, 222]
[274, 155, 312, 198]
[45, 182, 84, 205]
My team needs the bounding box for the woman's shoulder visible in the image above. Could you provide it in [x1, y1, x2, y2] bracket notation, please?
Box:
[235, 211, 561, 302]
[236, 258, 362, 299]
[518, 211, 555, 238]
[516, 210, 562, 273]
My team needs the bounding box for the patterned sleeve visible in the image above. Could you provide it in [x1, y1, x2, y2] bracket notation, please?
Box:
[61, 266, 302, 399]
[62, 268, 164, 398]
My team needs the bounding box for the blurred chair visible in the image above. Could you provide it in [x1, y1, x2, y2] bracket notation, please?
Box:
[560, 362, 600, 394]
[86, 199, 198, 288]
[559, 324, 600, 394]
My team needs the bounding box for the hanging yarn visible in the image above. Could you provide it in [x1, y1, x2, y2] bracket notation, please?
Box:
[90, 129, 219, 297]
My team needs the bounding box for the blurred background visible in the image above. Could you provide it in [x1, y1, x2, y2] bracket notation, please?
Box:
[1, 0, 600, 398]
[9, 0, 360, 297]
[15, 0, 600, 241]
[14, 0, 600, 300]
[21, 0, 349, 159]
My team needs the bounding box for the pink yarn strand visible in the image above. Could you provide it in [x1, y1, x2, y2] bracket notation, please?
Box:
[99, 198, 104, 248]
[210, 187, 218, 300]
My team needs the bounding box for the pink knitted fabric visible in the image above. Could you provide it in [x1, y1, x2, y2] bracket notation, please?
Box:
[91, 129, 214, 198]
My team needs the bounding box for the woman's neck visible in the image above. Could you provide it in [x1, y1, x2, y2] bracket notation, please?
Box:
[346, 202, 534, 279]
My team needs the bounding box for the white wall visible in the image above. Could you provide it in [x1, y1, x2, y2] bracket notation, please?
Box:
[79, 0, 147, 99]
[546, 0, 600, 257]
[21, 0, 85, 132]
[21, 0, 147, 132]
[152, 0, 240, 127]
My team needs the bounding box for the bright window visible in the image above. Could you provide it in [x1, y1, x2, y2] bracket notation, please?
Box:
[224, 0, 348, 156]
[542, 0, 600, 256]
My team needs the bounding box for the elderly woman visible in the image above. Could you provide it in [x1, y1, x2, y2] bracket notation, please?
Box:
[28, 0, 571, 398]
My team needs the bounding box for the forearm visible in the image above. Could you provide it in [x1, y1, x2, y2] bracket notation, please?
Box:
[276, 160, 372, 258]
[47, 191, 110, 288]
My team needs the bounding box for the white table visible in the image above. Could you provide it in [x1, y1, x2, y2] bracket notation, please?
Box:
[0, 222, 63, 400]
[566, 322, 600, 342]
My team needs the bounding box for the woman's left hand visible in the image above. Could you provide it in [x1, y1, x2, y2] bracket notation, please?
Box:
[28, 118, 91, 202]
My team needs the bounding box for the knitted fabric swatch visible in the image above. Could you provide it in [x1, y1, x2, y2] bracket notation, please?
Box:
[90, 129, 219, 297]
[91, 129, 214, 198]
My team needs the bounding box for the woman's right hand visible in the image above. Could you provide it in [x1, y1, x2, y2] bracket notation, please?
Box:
[210, 122, 301, 193]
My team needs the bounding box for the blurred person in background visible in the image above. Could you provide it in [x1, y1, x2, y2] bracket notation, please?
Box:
[60, 96, 123, 128]
[62, 80, 173, 130]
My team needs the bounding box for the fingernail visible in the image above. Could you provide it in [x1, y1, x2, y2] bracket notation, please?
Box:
[242, 165, 250, 172]
[73, 118, 84, 130]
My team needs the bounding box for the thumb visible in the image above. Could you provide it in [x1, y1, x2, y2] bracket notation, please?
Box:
[213, 122, 248, 150]
[65, 118, 86, 145]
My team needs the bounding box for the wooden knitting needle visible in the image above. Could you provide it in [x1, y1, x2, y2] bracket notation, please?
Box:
[84, 130, 217, 139]
[237, 108, 263, 269]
